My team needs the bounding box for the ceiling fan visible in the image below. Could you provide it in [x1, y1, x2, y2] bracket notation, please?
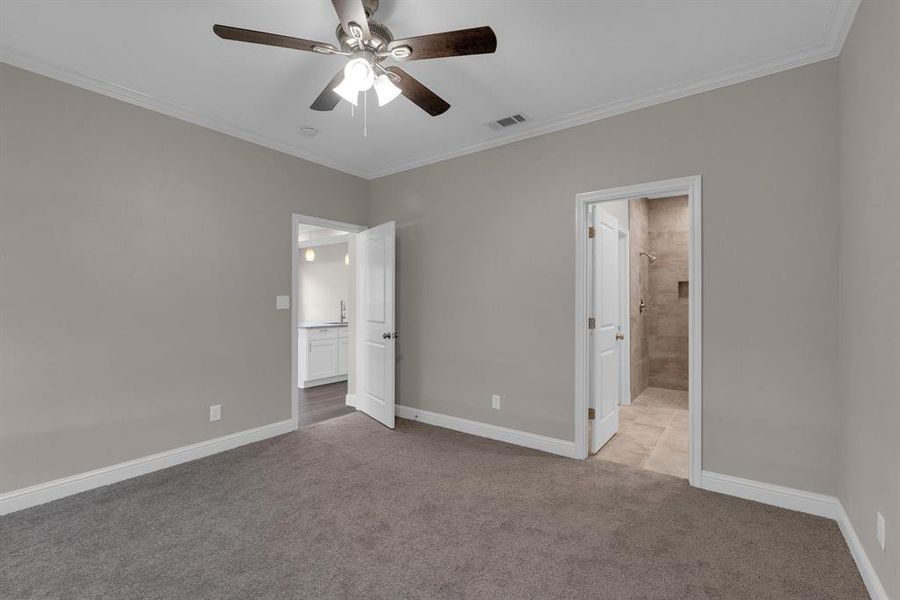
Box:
[213, 0, 497, 117]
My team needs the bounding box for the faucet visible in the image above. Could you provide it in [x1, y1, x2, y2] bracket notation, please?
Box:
[340, 300, 347, 323]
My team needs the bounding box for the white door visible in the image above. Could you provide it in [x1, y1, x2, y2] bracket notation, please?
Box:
[355, 221, 396, 429]
[590, 206, 621, 454]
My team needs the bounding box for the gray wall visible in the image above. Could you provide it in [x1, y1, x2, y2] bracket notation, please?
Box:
[0, 65, 368, 492]
[837, 0, 900, 596]
[298, 241, 351, 323]
[369, 60, 841, 494]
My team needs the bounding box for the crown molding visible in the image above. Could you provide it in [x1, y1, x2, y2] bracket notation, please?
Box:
[368, 0, 860, 179]
[1, 0, 859, 181]
[0, 46, 369, 180]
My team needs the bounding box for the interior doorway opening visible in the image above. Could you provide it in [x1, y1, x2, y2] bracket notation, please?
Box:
[293, 215, 366, 428]
[593, 196, 691, 478]
[574, 176, 702, 485]
[291, 214, 397, 431]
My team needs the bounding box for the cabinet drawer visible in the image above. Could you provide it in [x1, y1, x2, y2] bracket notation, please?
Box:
[338, 327, 349, 339]
[308, 327, 337, 340]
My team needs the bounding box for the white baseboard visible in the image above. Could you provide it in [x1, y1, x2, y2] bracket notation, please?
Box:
[346, 393, 357, 407]
[395, 405, 576, 459]
[698, 471, 841, 518]
[299, 374, 348, 389]
[0, 419, 296, 515]
[700, 471, 887, 599]
[835, 504, 890, 600]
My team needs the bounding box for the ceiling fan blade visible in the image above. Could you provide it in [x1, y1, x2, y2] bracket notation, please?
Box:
[331, 0, 371, 41]
[213, 25, 336, 54]
[385, 67, 450, 116]
[310, 70, 345, 111]
[387, 26, 497, 61]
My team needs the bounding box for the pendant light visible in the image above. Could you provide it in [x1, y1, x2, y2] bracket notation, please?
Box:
[305, 247, 316, 262]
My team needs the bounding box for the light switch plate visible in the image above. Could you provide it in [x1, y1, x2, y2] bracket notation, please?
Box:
[876, 512, 886, 551]
[276, 295, 290, 310]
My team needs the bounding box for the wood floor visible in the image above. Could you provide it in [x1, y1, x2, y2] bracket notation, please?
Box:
[298, 381, 353, 427]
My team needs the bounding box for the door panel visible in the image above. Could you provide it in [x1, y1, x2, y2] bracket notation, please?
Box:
[355, 221, 396, 429]
[590, 206, 621, 454]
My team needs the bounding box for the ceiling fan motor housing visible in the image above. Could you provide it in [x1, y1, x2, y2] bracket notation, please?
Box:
[336, 20, 393, 54]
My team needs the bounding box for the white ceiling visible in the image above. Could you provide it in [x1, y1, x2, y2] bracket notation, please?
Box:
[0, 1, 858, 179]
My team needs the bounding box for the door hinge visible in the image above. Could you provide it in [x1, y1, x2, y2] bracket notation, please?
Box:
[588, 226, 595, 239]
[588, 407, 596, 420]
[588, 317, 596, 330]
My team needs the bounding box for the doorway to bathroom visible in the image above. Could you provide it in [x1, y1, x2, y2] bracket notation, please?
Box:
[574, 176, 702, 485]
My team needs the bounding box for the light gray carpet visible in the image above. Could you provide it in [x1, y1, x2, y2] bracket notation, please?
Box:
[1, 413, 866, 599]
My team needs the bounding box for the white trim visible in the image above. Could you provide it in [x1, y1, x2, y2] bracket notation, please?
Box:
[298, 373, 348, 389]
[298, 235, 352, 249]
[617, 228, 631, 406]
[396, 405, 577, 459]
[699, 470, 888, 600]
[292, 214, 366, 429]
[293, 214, 366, 233]
[0, 419, 296, 515]
[836, 504, 890, 600]
[698, 471, 840, 519]
[1, 1, 859, 181]
[345, 393, 357, 408]
[575, 176, 702, 487]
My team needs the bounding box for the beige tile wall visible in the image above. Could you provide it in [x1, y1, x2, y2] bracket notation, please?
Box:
[647, 196, 689, 390]
[628, 198, 650, 399]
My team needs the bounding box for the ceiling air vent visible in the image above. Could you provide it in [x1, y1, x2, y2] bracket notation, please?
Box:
[487, 114, 527, 130]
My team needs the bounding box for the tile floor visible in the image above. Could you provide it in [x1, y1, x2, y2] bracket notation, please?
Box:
[594, 387, 689, 478]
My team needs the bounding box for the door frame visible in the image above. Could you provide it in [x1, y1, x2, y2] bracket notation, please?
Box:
[617, 227, 631, 406]
[574, 175, 702, 486]
[292, 213, 367, 429]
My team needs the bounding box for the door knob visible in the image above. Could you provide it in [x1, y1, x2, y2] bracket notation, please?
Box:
[616, 332, 625, 341]
[383, 332, 392, 339]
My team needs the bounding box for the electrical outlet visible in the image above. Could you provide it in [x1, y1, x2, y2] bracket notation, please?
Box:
[491, 394, 501, 410]
[209, 404, 221, 422]
[876, 512, 886, 551]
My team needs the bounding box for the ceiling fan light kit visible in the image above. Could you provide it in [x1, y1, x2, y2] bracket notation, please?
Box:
[213, 0, 497, 123]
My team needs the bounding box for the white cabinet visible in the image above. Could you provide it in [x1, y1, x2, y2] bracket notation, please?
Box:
[338, 337, 348, 374]
[308, 338, 338, 380]
[298, 326, 349, 388]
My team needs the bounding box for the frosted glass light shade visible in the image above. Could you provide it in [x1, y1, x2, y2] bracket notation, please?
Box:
[373, 74, 401, 106]
[344, 253, 350, 266]
[343, 58, 374, 91]
[333, 79, 359, 106]
[304, 247, 316, 262]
